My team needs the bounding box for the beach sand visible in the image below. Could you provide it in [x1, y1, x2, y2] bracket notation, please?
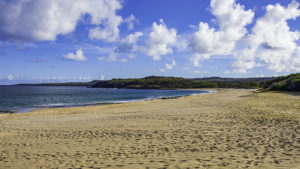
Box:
[0, 89, 299, 168]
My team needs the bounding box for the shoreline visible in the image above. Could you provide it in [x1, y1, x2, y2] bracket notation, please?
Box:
[0, 89, 216, 114]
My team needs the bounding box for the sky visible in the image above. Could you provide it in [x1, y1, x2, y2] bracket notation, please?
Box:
[1, 0, 300, 84]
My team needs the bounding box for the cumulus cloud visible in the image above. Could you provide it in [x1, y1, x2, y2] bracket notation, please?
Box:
[0, 0, 123, 42]
[115, 32, 143, 53]
[190, 0, 254, 66]
[146, 19, 177, 60]
[165, 60, 177, 70]
[231, 0, 300, 73]
[98, 52, 117, 62]
[63, 48, 87, 61]
[160, 60, 177, 72]
[159, 69, 166, 73]
[231, 48, 256, 73]
[7, 75, 14, 81]
[99, 32, 143, 62]
[188, 0, 300, 74]
[124, 14, 138, 30]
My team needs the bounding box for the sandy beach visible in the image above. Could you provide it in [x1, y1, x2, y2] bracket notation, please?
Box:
[0, 89, 299, 168]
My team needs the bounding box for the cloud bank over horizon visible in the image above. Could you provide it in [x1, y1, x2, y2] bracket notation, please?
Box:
[0, 0, 300, 83]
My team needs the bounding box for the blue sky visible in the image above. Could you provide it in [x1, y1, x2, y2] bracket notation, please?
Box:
[0, 0, 300, 84]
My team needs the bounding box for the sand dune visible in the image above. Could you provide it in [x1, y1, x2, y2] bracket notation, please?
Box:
[0, 89, 299, 168]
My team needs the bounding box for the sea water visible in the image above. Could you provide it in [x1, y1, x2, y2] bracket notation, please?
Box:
[0, 85, 210, 113]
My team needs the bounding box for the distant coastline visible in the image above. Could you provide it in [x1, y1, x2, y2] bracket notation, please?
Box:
[14, 76, 271, 89]
[11, 73, 300, 91]
[1, 73, 298, 113]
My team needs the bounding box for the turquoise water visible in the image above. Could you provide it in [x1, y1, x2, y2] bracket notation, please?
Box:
[0, 86, 209, 113]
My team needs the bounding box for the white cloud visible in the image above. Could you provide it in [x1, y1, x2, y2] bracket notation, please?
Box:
[160, 69, 166, 73]
[189, 25, 198, 29]
[174, 35, 189, 52]
[116, 32, 143, 53]
[160, 60, 176, 72]
[0, 0, 123, 42]
[230, 48, 256, 73]
[88, 16, 122, 42]
[121, 58, 128, 62]
[146, 19, 177, 60]
[98, 52, 117, 62]
[165, 60, 177, 70]
[124, 14, 137, 30]
[63, 48, 87, 61]
[193, 70, 208, 74]
[190, 0, 254, 66]
[108, 53, 117, 62]
[231, 0, 300, 73]
[7, 75, 14, 80]
[0, 76, 24, 85]
[128, 54, 136, 59]
[99, 32, 143, 62]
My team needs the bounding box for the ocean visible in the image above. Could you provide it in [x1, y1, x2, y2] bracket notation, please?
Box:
[0, 86, 210, 113]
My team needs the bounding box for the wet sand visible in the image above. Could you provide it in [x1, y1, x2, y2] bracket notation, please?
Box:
[0, 89, 299, 168]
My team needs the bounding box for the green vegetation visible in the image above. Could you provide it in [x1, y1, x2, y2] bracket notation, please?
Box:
[91, 73, 300, 91]
[91, 76, 262, 89]
[15, 73, 300, 91]
[260, 73, 300, 91]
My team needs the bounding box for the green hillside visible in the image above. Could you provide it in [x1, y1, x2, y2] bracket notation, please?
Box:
[260, 73, 300, 91]
[14, 73, 300, 91]
[91, 76, 260, 89]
